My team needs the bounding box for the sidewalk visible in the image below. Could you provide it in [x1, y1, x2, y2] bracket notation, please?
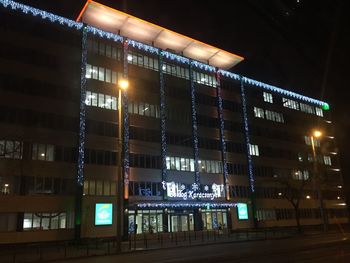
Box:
[0, 227, 344, 263]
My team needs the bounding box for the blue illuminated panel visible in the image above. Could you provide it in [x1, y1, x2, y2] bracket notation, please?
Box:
[95, 203, 113, 226]
[237, 203, 248, 220]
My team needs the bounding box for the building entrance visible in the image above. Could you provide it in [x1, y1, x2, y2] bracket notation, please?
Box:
[168, 211, 194, 232]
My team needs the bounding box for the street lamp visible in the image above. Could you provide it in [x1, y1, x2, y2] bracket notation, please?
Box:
[310, 129, 328, 232]
[116, 78, 129, 252]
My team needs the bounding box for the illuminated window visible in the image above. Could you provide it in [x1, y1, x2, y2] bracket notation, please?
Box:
[254, 107, 264, 118]
[86, 63, 119, 84]
[315, 107, 324, 117]
[248, 144, 259, 156]
[0, 140, 22, 159]
[23, 212, 72, 230]
[128, 101, 160, 118]
[263, 92, 273, 103]
[292, 170, 309, 180]
[304, 136, 320, 147]
[283, 98, 299, 110]
[32, 143, 54, 161]
[85, 91, 117, 110]
[165, 156, 221, 173]
[265, 110, 284, 123]
[324, 156, 332, 166]
[300, 103, 315, 114]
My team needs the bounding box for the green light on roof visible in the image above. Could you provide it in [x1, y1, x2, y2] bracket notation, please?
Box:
[322, 103, 330, 111]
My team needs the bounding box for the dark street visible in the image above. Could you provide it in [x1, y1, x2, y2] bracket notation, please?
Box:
[55, 232, 350, 263]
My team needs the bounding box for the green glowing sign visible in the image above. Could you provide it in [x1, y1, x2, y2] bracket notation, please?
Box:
[237, 203, 248, 220]
[322, 103, 330, 111]
[95, 203, 113, 226]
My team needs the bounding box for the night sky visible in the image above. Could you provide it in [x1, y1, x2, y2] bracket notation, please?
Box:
[14, 0, 350, 194]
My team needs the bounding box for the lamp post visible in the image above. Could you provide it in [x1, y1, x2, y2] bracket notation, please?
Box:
[310, 130, 328, 232]
[116, 78, 128, 252]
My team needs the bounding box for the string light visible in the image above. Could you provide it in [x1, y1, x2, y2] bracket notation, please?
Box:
[240, 77, 255, 193]
[215, 71, 229, 200]
[136, 202, 239, 209]
[161, 50, 189, 64]
[77, 26, 88, 186]
[122, 39, 130, 195]
[128, 39, 159, 55]
[191, 60, 216, 72]
[159, 54, 168, 188]
[0, 0, 83, 30]
[189, 62, 200, 184]
[86, 26, 123, 43]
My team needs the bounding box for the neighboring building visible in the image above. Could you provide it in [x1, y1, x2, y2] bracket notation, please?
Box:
[0, 0, 347, 244]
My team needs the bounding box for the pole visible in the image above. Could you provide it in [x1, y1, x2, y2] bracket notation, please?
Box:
[311, 136, 327, 232]
[116, 88, 123, 252]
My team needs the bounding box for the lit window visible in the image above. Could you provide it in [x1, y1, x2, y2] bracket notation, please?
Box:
[265, 110, 284, 123]
[254, 107, 264, 118]
[283, 98, 299, 110]
[263, 92, 273, 103]
[248, 144, 259, 156]
[323, 156, 332, 166]
[300, 103, 315, 114]
[315, 107, 323, 117]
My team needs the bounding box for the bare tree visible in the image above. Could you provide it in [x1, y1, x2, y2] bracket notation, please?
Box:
[275, 176, 307, 233]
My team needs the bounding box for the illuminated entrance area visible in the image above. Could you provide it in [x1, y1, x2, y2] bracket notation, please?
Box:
[168, 211, 194, 232]
[128, 210, 163, 234]
[128, 207, 230, 234]
[201, 209, 228, 230]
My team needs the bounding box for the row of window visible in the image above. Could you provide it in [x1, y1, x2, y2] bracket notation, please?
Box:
[130, 153, 161, 169]
[23, 212, 74, 230]
[257, 208, 347, 221]
[128, 50, 159, 71]
[166, 156, 223, 174]
[0, 140, 22, 159]
[129, 181, 162, 197]
[86, 63, 119, 84]
[301, 152, 333, 166]
[128, 100, 161, 118]
[162, 61, 189, 79]
[0, 176, 75, 195]
[283, 98, 324, 117]
[255, 187, 317, 200]
[32, 142, 118, 166]
[253, 107, 284, 123]
[83, 180, 117, 196]
[87, 39, 121, 60]
[85, 91, 117, 110]
[253, 166, 311, 180]
[304, 136, 320, 147]
[227, 163, 247, 175]
[0, 73, 79, 103]
[127, 48, 216, 87]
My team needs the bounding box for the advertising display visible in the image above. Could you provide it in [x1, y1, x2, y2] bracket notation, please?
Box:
[95, 203, 113, 226]
[237, 203, 248, 220]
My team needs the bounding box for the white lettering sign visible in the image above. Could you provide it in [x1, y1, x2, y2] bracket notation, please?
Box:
[162, 181, 224, 200]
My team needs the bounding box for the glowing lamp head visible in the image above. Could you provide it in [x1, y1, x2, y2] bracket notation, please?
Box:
[118, 79, 129, 90]
[313, 130, 322, 138]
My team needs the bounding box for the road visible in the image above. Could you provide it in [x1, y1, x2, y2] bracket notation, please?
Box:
[56, 232, 350, 263]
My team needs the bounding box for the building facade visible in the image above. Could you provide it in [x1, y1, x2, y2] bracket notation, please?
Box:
[0, 0, 347, 244]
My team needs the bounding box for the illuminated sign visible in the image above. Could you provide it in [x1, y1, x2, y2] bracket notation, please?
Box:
[95, 203, 113, 226]
[162, 181, 224, 200]
[237, 203, 248, 220]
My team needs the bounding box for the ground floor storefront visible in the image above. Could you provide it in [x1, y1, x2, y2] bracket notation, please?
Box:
[127, 206, 231, 234]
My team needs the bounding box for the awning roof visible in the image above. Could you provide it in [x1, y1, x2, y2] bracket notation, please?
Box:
[77, 0, 244, 70]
